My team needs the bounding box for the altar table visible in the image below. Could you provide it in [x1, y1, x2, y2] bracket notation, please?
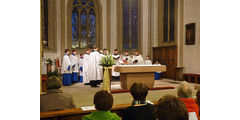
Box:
[114, 65, 166, 90]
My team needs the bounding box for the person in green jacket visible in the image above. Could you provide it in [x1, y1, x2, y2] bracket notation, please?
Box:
[82, 90, 120, 120]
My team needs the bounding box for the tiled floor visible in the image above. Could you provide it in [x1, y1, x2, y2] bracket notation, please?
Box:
[61, 79, 199, 108]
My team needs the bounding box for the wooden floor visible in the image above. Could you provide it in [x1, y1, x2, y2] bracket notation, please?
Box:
[60, 79, 199, 108]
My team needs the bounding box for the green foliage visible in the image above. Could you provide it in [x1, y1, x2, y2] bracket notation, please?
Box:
[47, 71, 61, 78]
[99, 51, 116, 67]
[46, 58, 53, 65]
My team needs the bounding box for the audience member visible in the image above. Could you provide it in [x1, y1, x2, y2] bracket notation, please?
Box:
[122, 83, 155, 120]
[196, 90, 200, 116]
[40, 76, 76, 111]
[155, 94, 189, 120]
[177, 81, 200, 120]
[82, 90, 120, 120]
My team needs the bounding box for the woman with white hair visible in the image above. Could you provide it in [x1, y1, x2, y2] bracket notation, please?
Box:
[177, 81, 200, 120]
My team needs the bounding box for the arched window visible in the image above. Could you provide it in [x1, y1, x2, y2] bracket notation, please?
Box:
[71, 0, 96, 49]
[122, 0, 139, 50]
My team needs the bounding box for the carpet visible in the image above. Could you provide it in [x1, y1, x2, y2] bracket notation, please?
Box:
[111, 86, 175, 94]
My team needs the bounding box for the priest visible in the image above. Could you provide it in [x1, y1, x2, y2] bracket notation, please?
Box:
[88, 48, 98, 87]
[61, 49, 72, 86]
[70, 50, 78, 83]
[83, 48, 91, 85]
[92, 46, 103, 85]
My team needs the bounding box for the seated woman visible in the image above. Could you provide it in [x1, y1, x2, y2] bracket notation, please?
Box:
[177, 81, 200, 120]
[40, 76, 76, 111]
[155, 94, 189, 120]
[122, 83, 155, 120]
[82, 90, 120, 120]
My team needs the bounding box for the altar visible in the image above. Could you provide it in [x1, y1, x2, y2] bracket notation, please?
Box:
[114, 65, 166, 90]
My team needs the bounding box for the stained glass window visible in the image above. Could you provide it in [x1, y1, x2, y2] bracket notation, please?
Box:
[123, 0, 138, 50]
[72, 0, 96, 49]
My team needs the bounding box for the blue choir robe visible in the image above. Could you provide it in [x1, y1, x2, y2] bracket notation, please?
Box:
[70, 54, 79, 83]
[78, 58, 83, 82]
[154, 63, 162, 80]
[61, 54, 72, 86]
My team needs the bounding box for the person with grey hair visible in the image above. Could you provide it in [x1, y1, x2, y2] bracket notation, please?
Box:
[177, 81, 200, 120]
[40, 76, 76, 111]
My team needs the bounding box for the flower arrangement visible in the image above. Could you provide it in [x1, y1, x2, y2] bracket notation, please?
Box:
[46, 58, 53, 65]
[99, 51, 116, 67]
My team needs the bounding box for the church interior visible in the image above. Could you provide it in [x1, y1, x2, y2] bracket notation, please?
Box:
[40, 0, 200, 119]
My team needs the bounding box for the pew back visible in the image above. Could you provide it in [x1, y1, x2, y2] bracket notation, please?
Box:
[41, 102, 158, 120]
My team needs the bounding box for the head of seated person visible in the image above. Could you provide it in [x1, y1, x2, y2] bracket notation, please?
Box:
[94, 90, 114, 111]
[130, 82, 149, 103]
[40, 76, 75, 111]
[177, 81, 194, 99]
[82, 90, 120, 120]
[177, 81, 200, 120]
[155, 95, 189, 120]
[122, 83, 155, 120]
[46, 76, 62, 90]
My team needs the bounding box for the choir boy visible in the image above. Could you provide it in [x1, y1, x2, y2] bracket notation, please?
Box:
[154, 60, 162, 80]
[70, 50, 79, 83]
[61, 49, 72, 86]
[112, 49, 120, 59]
[122, 51, 131, 63]
[144, 56, 152, 65]
[132, 50, 144, 65]
[78, 54, 84, 83]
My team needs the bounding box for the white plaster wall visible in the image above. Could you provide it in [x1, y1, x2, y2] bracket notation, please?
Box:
[42, 0, 62, 74]
[110, 0, 117, 52]
[183, 0, 200, 74]
[152, 0, 158, 47]
[100, 0, 107, 49]
[142, 0, 149, 57]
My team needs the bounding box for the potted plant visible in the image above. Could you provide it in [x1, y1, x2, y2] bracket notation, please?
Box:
[99, 51, 116, 91]
[47, 71, 62, 81]
[46, 58, 53, 74]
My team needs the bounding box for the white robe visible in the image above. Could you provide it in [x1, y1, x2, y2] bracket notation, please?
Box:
[128, 57, 134, 65]
[92, 51, 103, 80]
[132, 55, 144, 65]
[112, 54, 120, 59]
[61, 55, 71, 74]
[88, 52, 97, 81]
[154, 63, 162, 73]
[122, 55, 131, 63]
[69, 55, 79, 73]
[112, 62, 120, 77]
[83, 54, 90, 83]
[144, 60, 152, 65]
[78, 58, 83, 76]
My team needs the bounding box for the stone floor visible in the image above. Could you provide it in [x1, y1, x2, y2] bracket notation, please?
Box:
[61, 79, 199, 108]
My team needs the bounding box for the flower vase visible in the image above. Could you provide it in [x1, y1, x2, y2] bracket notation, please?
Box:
[103, 67, 112, 91]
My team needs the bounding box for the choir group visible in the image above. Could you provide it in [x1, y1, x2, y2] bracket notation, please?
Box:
[61, 46, 162, 87]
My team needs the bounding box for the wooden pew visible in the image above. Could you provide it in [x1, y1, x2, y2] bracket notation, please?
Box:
[183, 73, 200, 84]
[41, 102, 158, 120]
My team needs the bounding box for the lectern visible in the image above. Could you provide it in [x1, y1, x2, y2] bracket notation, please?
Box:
[114, 65, 166, 90]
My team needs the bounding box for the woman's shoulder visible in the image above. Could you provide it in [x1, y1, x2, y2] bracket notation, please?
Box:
[110, 112, 121, 120]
